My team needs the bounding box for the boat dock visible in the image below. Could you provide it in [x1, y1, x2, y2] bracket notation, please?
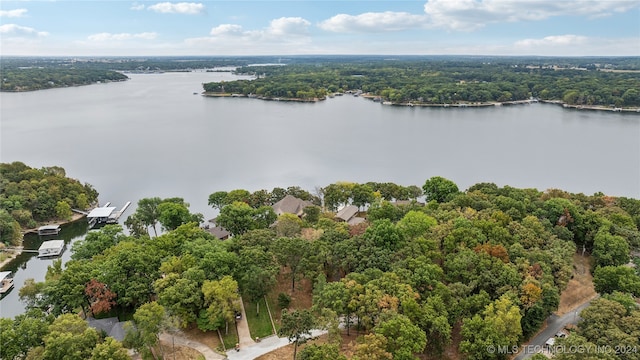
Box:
[0, 271, 14, 294]
[38, 224, 61, 236]
[87, 201, 131, 227]
[38, 240, 65, 258]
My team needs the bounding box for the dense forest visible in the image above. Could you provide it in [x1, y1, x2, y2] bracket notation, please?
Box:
[205, 59, 640, 107]
[3, 177, 639, 360]
[2, 56, 639, 108]
[0, 162, 99, 245]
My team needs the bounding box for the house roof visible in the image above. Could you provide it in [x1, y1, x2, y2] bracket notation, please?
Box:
[336, 205, 359, 222]
[87, 207, 116, 218]
[38, 224, 60, 231]
[208, 226, 231, 239]
[347, 217, 366, 226]
[86, 317, 129, 342]
[38, 240, 65, 251]
[272, 195, 311, 216]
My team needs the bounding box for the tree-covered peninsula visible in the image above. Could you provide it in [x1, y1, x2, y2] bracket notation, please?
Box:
[204, 57, 640, 108]
[0, 162, 98, 245]
[5, 178, 639, 360]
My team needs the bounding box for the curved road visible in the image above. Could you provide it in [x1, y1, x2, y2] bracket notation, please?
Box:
[514, 296, 598, 360]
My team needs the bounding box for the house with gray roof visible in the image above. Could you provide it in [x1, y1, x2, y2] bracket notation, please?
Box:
[335, 205, 366, 225]
[272, 195, 312, 217]
[86, 316, 129, 342]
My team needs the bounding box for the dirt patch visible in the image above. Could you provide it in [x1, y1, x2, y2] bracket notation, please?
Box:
[182, 325, 221, 350]
[158, 342, 205, 360]
[556, 253, 596, 316]
[267, 269, 314, 326]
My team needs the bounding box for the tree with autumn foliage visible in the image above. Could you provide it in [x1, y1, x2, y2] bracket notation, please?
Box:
[85, 279, 116, 316]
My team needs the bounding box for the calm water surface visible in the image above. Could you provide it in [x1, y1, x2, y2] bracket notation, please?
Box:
[1, 71, 639, 317]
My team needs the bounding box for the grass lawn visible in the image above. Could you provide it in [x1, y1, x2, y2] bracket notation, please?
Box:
[244, 298, 275, 339]
[220, 323, 239, 351]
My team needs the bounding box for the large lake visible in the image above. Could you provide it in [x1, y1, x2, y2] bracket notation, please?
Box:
[1, 70, 639, 317]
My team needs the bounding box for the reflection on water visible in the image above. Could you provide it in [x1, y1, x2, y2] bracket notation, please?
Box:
[0, 219, 90, 318]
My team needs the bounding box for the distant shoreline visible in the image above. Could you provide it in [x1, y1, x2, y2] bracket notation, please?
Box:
[203, 92, 640, 113]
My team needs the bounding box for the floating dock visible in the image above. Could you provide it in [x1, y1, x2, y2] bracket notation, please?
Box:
[38, 240, 65, 258]
[38, 224, 61, 236]
[87, 201, 131, 228]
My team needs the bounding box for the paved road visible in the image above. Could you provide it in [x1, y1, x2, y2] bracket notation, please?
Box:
[514, 296, 598, 360]
[226, 330, 327, 360]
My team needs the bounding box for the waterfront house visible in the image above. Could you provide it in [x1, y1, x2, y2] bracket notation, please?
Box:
[335, 205, 366, 226]
[272, 195, 312, 217]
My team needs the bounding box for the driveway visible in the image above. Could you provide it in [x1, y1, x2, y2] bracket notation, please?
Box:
[514, 296, 598, 360]
[226, 330, 327, 360]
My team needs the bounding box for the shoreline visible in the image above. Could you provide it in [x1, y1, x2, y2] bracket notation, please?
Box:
[0, 213, 88, 270]
[203, 92, 640, 113]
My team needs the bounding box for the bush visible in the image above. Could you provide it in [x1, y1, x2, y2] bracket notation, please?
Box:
[277, 293, 291, 309]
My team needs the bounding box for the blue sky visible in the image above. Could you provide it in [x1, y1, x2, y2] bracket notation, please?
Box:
[1, 1, 639, 56]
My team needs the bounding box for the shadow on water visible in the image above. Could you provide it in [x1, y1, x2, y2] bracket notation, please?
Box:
[0, 218, 90, 318]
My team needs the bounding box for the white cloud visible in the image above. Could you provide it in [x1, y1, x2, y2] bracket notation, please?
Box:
[515, 34, 588, 47]
[210, 24, 244, 36]
[0, 24, 48, 37]
[130, 3, 146, 11]
[319, 11, 426, 32]
[511, 34, 639, 56]
[267, 17, 311, 36]
[0, 8, 28, 18]
[187, 17, 312, 54]
[88, 32, 158, 41]
[423, 0, 640, 30]
[207, 17, 311, 39]
[147, 2, 205, 15]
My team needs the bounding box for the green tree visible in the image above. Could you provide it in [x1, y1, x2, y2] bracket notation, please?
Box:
[90, 337, 130, 360]
[352, 333, 393, 360]
[132, 197, 163, 237]
[397, 210, 437, 240]
[0, 310, 54, 360]
[154, 272, 203, 327]
[278, 309, 316, 360]
[71, 224, 126, 260]
[42, 314, 100, 360]
[593, 265, 640, 296]
[157, 201, 202, 231]
[208, 191, 229, 210]
[100, 241, 161, 309]
[55, 200, 72, 220]
[374, 313, 427, 360]
[216, 201, 256, 235]
[273, 237, 312, 291]
[0, 208, 22, 245]
[592, 229, 630, 267]
[276, 213, 303, 237]
[200, 275, 240, 333]
[131, 301, 166, 359]
[422, 176, 459, 203]
[460, 296, 522, 360]
[298, 344, 346, 360]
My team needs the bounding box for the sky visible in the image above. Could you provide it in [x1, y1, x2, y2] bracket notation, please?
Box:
[0, 0, 639, 57]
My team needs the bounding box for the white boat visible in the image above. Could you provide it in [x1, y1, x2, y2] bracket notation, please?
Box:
[0, 271, 14, 294]
[38, 240, 65, 258]
[38, 224, 61, 236]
